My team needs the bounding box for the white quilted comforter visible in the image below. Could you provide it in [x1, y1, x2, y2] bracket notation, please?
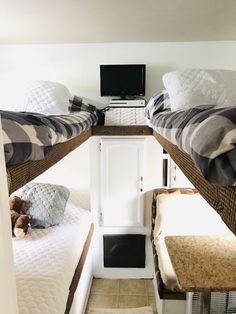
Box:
[12, 190, 92, 314]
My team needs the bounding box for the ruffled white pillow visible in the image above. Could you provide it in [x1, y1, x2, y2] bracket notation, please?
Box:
[0, 80, 71, 115]
[162, 69, 236, 111]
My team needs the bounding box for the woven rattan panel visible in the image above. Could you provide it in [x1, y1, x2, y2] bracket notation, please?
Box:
[153, 131, 236, 236]
[7, 129, 91, 195]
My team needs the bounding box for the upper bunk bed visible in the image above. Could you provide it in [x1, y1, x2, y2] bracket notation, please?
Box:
[145, 69, 236, 237]
[4, 110, 96, 194]
[2, 83, 153, 195]
[0, 80, 99, 194]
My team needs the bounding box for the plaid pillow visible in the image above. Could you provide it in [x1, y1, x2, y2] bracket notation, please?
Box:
[145, 90, 170, 120]
[69, 96, 97, 113]
[69, 96, 105, 125]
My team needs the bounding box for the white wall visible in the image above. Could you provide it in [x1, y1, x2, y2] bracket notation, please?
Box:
[0, 41, 236, 108]
[1, 40, 235, 209]
[1, 0, 236, 44]
[34, 139, 91, 210]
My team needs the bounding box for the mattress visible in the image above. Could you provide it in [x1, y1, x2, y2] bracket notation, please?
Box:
[12, 189, 92, 314]
[153, 193, 235, 291]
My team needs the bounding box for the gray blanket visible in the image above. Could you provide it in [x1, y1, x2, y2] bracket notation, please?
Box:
[1, 110, 97, 166]
[146, 93, 236, 186]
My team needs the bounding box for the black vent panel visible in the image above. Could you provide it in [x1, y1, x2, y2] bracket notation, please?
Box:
[103, 234, 145, 268]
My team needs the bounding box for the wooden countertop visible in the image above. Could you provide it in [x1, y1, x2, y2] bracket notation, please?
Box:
[92, 125, 153, 136]
[165, 235, 236, 292]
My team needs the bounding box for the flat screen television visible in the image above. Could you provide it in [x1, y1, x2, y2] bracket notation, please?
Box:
[100, 64, 146, 99]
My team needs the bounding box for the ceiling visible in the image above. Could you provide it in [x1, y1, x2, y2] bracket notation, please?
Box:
[0, 0, 236, 44]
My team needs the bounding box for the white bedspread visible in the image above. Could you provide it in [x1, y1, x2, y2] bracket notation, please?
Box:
[12, 190, 92, 314]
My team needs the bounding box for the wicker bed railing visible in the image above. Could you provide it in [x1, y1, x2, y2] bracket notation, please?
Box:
[6, 129, 91, 195]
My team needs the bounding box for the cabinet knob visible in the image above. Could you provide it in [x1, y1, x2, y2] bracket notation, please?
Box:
[173, 165, 177, 181]
[140, 176, 143, 192]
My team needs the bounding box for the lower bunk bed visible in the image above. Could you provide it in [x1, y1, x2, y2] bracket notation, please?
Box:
[151, 188, 236, 314]
[12, 187, 94, 314]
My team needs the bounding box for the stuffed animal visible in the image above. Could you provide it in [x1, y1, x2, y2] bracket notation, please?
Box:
[9, 195, 23, 212]
[9, 196, 31, 238]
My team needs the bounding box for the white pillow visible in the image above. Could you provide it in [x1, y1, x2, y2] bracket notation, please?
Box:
[153, 193, 232, 238]
[0, 80, 71, 115]
[162, 69, 236, 111]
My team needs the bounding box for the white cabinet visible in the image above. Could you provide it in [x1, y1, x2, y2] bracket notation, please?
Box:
[100, 138, 145, 227]
[90, 135, 163, 278]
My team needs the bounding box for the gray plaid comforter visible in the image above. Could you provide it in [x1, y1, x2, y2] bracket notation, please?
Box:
[1, 110, 97, 166]
[146, 98, 236, 186]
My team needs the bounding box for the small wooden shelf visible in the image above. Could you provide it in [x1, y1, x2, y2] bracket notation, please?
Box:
[92, 125, 153, 136]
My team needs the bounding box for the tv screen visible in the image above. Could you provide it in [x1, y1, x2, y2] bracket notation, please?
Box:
[100, 64, 146, 98]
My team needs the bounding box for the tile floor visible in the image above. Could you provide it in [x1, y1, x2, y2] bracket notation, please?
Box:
[85, 278, 157, 313]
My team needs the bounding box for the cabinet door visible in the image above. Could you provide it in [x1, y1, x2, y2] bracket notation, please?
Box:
[100, 138, 145, 227]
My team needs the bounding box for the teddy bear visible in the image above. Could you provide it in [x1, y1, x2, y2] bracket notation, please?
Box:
[9, 195, 31, 238]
